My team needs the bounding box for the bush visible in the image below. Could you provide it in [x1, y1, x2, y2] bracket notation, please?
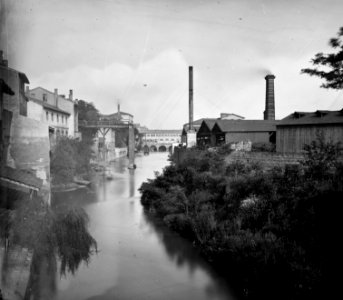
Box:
[251, 142, 276, 152]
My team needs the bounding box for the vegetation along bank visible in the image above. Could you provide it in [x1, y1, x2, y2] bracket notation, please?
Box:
[139, 139, 342, 299]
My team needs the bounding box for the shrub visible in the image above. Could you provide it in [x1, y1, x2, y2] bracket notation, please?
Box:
[251, 142, 276, 152]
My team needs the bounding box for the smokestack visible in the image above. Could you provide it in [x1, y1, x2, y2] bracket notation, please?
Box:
[189, 66, 193, 130]
[69, 89, 73, 101]
[264, 74, 275, 120]
[54, 88, 58, 106]
[117, 103, 121, 121]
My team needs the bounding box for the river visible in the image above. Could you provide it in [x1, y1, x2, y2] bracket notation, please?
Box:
[52, 152, 237, 300]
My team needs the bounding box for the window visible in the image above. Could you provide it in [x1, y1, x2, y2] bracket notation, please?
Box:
[46, 111, 48, 121]
[51, 113, 54, 121]
[57, 114, 59, 123]
[43, 94, 47, 102]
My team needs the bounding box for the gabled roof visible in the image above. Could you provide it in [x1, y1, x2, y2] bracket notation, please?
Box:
[0, 65, 29, 84]
[279, 109, 343, 126]
[28, 96, 70, 115]
[182, 118, 217, 131]
[197, 119, 217, 134]
[214, 119, 278, 132]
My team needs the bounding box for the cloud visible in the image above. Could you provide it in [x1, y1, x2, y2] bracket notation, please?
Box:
[31, 49, 190, 129]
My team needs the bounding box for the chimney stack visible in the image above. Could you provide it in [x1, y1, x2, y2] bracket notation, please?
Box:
[264, 74, 275, 120]
[69, 89, 73, 101]
[54, 88, 58, 106]
[189, 66, 193, 131]
[117, 103, 121, 121]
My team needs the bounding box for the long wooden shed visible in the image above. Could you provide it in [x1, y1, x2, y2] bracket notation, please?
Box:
[276, 109, 343, 153]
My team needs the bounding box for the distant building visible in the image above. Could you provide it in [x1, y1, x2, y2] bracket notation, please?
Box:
[276, 109, 343, 153]
[181, 113, 245, 144]
[0, 52, 51, 204]
[142, 129, 182, 152]
[26, 87, 79, 139]
[99, 104, 133, 124]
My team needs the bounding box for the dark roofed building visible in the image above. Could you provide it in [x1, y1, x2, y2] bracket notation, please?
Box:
[211, 119, 278, 146]
[276, 109, 343, 153]
[196, 119, 218, 146]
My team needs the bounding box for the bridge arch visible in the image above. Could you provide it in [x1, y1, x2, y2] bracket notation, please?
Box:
[168, 145, 172, 153]
[150, 145, 157, 152]
[158, 145, 167, 152]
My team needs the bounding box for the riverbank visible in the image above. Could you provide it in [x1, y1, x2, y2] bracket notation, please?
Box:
[139, 145, 342, 299]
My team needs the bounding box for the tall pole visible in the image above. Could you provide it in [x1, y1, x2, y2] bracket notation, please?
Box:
[128, 124, 135, 169]
[189, 66, 193, 131]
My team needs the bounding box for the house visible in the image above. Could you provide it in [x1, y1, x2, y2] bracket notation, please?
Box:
[26, 87, 80, 138]
[0, 52, 51, 204]
[276, 109, 343, 153]
[211, 119, 278, 146]
[181, 113, 242, 144]
[196, 119, 218, 146]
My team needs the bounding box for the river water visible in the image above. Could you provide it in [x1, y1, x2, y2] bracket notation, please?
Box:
[52, 153, 237, 300]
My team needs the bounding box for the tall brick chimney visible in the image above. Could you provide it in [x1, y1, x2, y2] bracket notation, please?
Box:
[69, 89, 73, 101]
[264, 74, 275, 120]
[189, 66, 193, 130]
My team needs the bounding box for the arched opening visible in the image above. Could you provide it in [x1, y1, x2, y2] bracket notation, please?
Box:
[168, 146, 172, 153]
[150, 145, 157, 152]
[158, 145, 167, 152]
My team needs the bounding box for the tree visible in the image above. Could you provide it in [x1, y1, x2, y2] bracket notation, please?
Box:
[301, 26, 343, 89]
[78, 100, 99, 141]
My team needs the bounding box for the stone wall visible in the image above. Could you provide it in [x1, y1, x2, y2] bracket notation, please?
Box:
[7, 115, 51, 203]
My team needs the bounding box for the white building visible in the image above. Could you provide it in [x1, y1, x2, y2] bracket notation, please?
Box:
[26, 87, 79, 138]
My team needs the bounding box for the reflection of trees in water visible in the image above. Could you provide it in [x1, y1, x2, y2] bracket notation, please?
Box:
[129, 169, 135, 198]
[142, 212, 235, 300]
[1, 195, 97, 300]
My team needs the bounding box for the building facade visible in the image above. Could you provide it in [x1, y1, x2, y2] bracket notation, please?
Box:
[142, 129, 182, 152]
[26, 87, 79, 138]
[276, 110, 343, 153]
[0, 52, 51, 204]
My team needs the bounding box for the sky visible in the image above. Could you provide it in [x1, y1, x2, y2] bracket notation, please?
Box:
[1, 0, 343, 129]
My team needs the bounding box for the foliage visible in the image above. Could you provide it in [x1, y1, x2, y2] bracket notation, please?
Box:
[78, 99, 99, 141]
[302, 131, 341, 180]
[51, 137, 76, 184]
[139, 138, 342, 299]
[301, 26, 343, 89]
[51, 137, 94, 183]
[251, 142, 276, 152]
[2, 196, 97, 284]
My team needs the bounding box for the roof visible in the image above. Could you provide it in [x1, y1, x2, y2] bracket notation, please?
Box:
[278, 109, 343, 126]
[99, 111, 133, 118]
[0, 65, 29, 84]
[220, 113, 245, 120]
[0, 166, 42, 191]
[214, 119, 278, 132]
[0, 79, 14, 95]
[29, 87, 74, 102]
[28, 96, 70, 115]
[183, 118, 217, 131]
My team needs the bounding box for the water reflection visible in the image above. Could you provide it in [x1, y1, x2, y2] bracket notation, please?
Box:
[51, 153, 236, 300]
[142, 213, 236, 300]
